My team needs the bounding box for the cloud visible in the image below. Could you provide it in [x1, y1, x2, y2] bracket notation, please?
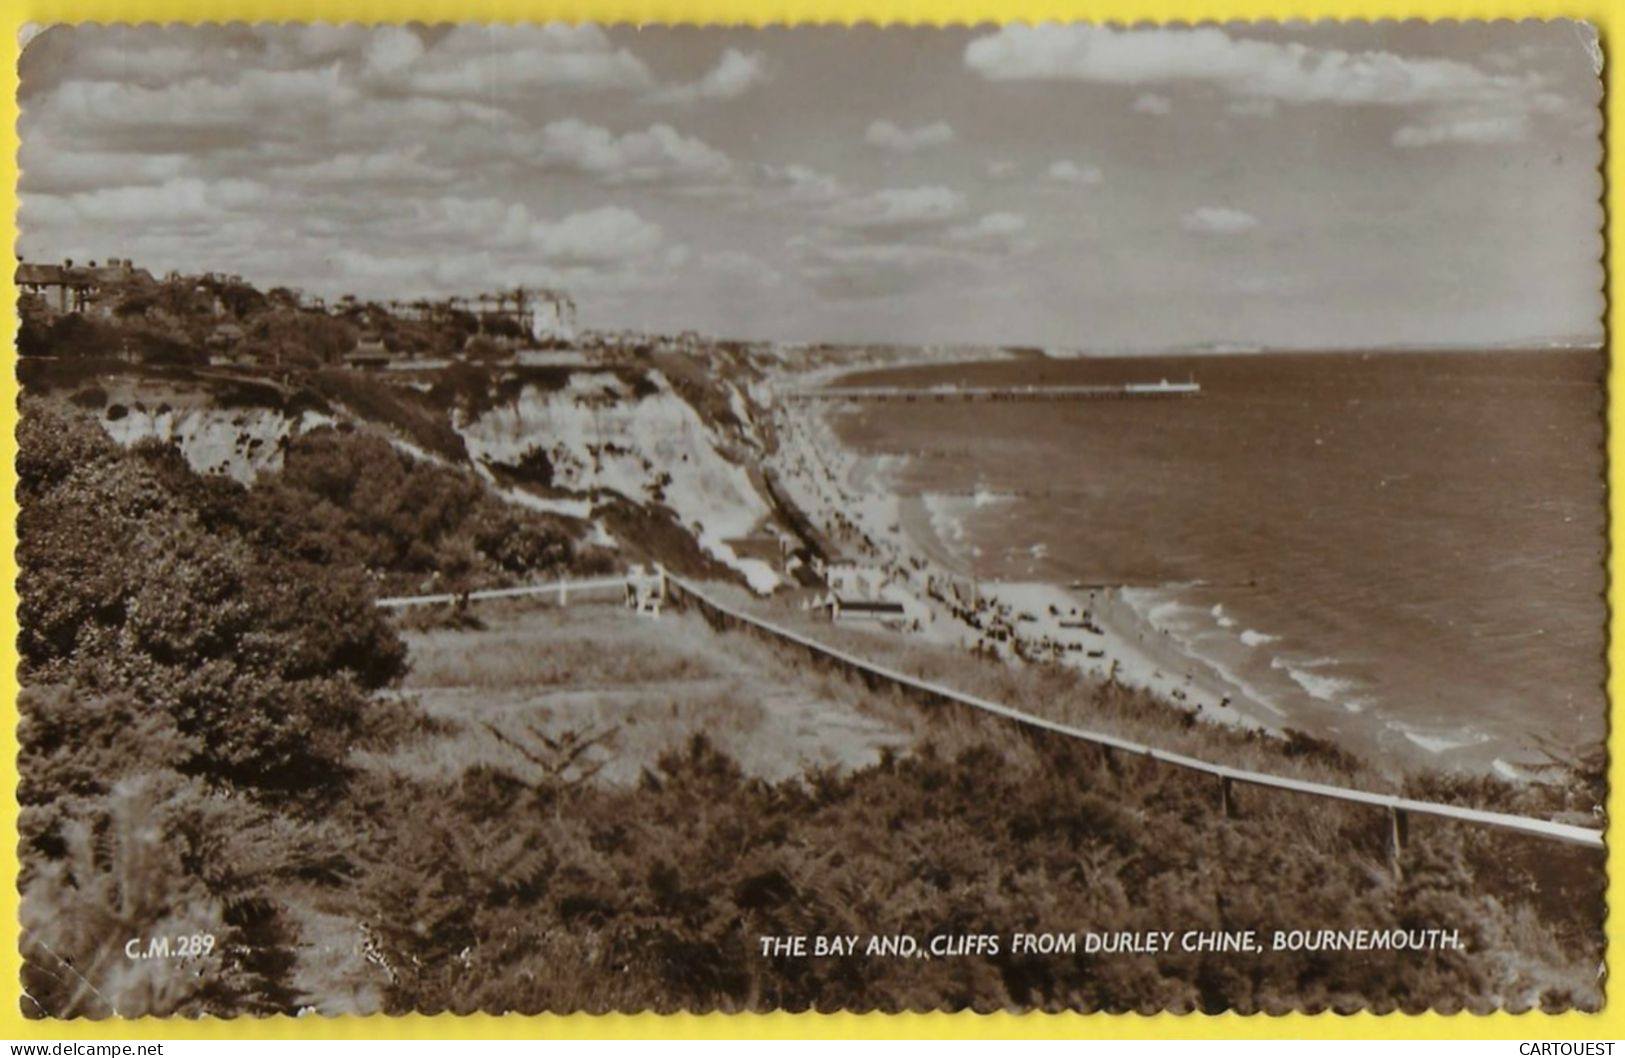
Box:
[653, 48, 771, 103]
[20, 144, 190, 194]
[953, 211, 1026, 237]
[964, 25, 1553, 115]
[1132, 92, 1172, 115]
[825, 185, 966, 232]
[985, 160, 1019, 180]
[405, 24, 655, 98]
[865, 119, 956, 153]
[25, 176, 267, 227]
[529, 205, 665, 265]
[300, 198, 672, 295]
[1393, 112, 1528, 147]
[35, 65, 362, 146]
[325, 229, 677, 299]
[361, 25, 425, 77]
[329, 246, 491, 288]
[967, 26, 1579, 152]
[794, 197, 1031, 301]
[699, 248, 784, 288]
[721, 163, 846, 212]
[1181, 206, 1259, 235]
[948, 211, 1033, 251]
[528, 119, 735, 183]
[790, 236, 976, 300]
[387, 197, 667, 265]
[19, 24, 372, 92]
[1047, 160, 1103, 185]
[267, 145, 456, 188]
[1226, 97, 1278, 118]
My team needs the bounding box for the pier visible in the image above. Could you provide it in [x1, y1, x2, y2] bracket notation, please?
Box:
[783, 381, 1200, 402]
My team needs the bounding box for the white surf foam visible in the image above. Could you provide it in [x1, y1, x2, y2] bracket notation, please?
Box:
[922, 493, 968, 544]
[1391, 723, 1490, 755]
[972, 485, 1011, 509]
[1492, 758, 1533, 781]
[1147, 600, 1184, 628]
[1271, 656, 1356, 703]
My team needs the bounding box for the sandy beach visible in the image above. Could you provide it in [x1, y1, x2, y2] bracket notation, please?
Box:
[763, 382, 1285, 737]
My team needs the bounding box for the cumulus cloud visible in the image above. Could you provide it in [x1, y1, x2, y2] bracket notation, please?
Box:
[1132, 92, 1172, 115]
[34, 66, 361, 148]
[956, 211, 1026, 237]
[790, 236, 976, 300]
[1393, 112, 1528, 147]
[965, 24, 1544, 107]
[405, 24, 656, 98]
[653, 48, 771, 103]
[20, 24, 371, 92]
[267, 145, 455, 188]
[361, 25, 425, 77]
[745, 163, 846, 209]
[699, 248, 785, 288]
[963, 22, 1573, 149]
[865, 119, 956, 152]
[1181, 206, 1259, 235]
[969, 24, 1592, 154]
[322, 198, 671, 294]
[1047, 160, 1103, 185]
[793, 196, 1033, 301]
[825, 186, 966, 232]
[20, 145, 190, 194]
[948, 211, 1032, 251]
[529, 205, 666, 265]
[1226, 97, 1278, 118]
[985, 160, 1020, 180]
[25, 176, 267, 228]
[528, 119, 735, 183]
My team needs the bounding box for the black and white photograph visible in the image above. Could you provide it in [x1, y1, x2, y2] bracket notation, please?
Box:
[12, 20, 1607, 1018]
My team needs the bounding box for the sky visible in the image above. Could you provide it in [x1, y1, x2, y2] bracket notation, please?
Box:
[16, 22, 1604, 350]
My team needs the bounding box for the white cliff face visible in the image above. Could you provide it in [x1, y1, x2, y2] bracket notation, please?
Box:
[455, 371, 780, 592]
[87, 366, 783, 593]
[99, 402, 333, 484]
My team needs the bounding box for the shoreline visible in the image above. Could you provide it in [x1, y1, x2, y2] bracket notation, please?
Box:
[763, 386, 1286, 739]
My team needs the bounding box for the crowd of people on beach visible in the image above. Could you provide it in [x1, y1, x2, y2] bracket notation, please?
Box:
[764, 399, 1119, 671]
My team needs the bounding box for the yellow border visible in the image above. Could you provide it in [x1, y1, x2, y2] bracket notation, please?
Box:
[0, 3, 1615, 1039]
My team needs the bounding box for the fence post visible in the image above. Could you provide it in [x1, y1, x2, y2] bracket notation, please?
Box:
[1221, 776, 1238, 819]
[1388, 805, 1409, 880]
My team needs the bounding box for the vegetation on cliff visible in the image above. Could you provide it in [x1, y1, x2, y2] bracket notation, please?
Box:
[16, 400, 1603, 1018]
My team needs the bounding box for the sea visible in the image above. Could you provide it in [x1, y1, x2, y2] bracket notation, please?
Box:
[825, 350, 1607, 775]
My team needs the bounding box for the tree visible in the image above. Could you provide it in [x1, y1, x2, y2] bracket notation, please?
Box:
[18, 398, 407, 789]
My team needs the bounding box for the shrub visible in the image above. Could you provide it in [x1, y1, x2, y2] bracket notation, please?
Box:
[330, 728, 1600, 1016]
[18, 398, 405, 789]
[308, 370, 467, 461]
[20, 772, 287, 1018]
[238, 426, 578, 588]
[35, 314, 123, 359]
